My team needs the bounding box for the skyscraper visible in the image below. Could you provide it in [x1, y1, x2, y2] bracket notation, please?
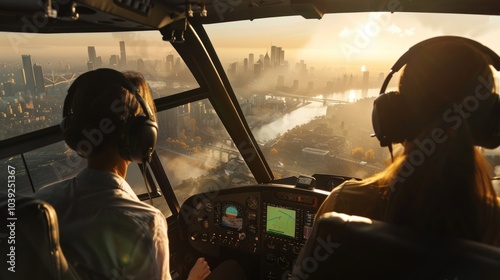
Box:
[264, 52, 270, 69]
[109, 55, 119, 67]
[243, 58, 248, 73]
[119, 41, 127, 68]
[175, 57, 181, 72]
[88, 46, 97, 68]
[270, 46, 283, 68]
[14, 69, 26, 85]
[279, 49, 285, 66]
[166, 54, 174, 72]
[271, 46, 278, 67]
[249, 53, 254, 71]
[22, 55, 36, 95]
[96, 56, 102, 68]
[3, 82, 14, 96]
[137, 58, 145, 72]
[228, 62, 237, 76]
[33, 64, 45, 94]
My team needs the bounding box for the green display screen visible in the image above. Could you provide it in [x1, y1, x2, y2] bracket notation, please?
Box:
[266, 205, 296, 238]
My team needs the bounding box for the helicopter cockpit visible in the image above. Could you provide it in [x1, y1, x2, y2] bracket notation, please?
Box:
[1, 0, 500, 279]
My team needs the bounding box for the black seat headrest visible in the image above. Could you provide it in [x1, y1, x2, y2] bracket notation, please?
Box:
[0, 195, 80, 280]
[292, 212, 500, 280]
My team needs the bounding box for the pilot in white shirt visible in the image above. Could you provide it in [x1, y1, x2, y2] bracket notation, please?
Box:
[36, 167, 171, 280]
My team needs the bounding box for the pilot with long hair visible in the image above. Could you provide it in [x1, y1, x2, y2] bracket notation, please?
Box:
[36, 69, 212, 279]
[317, 37, 500, 246]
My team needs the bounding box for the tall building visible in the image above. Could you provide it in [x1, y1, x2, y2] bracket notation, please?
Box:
[3, 82, 14, 96]
[248, 53, 254, 71]
[243, 58, 248, 73]
[33, 64, 45, 94]
[279, 48, 285, 66]
[254, 61, 262, 78]
[264, 52, 271, 69]
[166, 54, 174, 72]
[175, 57, 181, 72]
[109, 55, 119, 67]
[296, 60, 307, 75]
[22, 55, 36, 94]
[119, 41, 127, 68]
[378, 72, 385, 84]
[0, 63, 7, 83]
[96, 56, 102, 68]
[88, 46, 97, 67]
[270, 46, 284, 68]
[228, 62, 238, 76]
[14, 69, 26, 85]
[271, 46, 278, 67]
[164, 108, 180, 138]
[137, 58, 145, 72]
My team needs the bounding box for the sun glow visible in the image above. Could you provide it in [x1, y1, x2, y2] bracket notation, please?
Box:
[348, 90, 357, 103]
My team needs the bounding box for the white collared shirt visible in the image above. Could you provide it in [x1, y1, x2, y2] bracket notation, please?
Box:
[36, 167, 172, 280]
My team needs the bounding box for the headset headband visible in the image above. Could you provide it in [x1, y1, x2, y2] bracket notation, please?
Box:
[63, 68, 153, 121]
[61, 68, 157, 162]
[380, 36, 500, 94]
[373, 36, 500, 150]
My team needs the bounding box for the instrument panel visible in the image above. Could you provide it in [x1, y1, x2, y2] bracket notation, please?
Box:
[180, 184, 329, 280]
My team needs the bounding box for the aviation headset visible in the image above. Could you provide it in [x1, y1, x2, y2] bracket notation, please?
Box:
[372, 36, 500, 149]
[60, 68, 158, 163]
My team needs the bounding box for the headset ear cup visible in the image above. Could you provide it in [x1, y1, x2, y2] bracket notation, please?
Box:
[61, 115, 75, 150]
[471, 93, 500, 149]
[120, 115, 158, 163]
[372, 92, 416, 147]
[376, 36, 500, 149]
[60, 114, 78, 152]
[60, 114, 91, 158]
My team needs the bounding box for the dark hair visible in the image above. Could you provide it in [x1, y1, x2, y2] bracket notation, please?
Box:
[63, 69, 155, 157]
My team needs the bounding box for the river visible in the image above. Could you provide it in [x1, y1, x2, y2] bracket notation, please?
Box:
[251, 87, 388, 141]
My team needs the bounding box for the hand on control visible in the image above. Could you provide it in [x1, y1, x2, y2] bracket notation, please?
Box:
[187, 257, 211, 280]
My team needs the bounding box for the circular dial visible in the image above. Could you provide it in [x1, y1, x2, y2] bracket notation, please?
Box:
[246, 196, 259, 210]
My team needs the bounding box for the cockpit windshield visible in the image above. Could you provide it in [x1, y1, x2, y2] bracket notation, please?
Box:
[0, 30, 198, 140]
[205, 12, 500, 182]
[0, 29, 257, 215]
[1, 11, 500, 216]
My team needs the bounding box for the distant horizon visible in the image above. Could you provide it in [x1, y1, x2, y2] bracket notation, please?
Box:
[0, 12, 499, 75]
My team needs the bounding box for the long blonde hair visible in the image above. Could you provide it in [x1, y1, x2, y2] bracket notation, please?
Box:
[366, 39, 500, 245]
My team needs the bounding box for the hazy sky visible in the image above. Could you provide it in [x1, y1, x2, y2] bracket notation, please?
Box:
[208, 12, 500, 73]
[1, 12, 499, 74]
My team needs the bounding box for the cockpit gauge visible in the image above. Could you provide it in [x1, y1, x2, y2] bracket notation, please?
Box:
[246, 196, 259, 210]
[204, 201, 213, 212]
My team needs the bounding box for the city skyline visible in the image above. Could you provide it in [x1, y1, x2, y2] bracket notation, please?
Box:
[2, 11, 500, 142]
[1, 36, 391, 98]
[1, 13, 499, 74]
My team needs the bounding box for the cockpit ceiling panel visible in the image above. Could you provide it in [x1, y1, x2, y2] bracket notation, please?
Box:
[0, 0, 499, 33]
